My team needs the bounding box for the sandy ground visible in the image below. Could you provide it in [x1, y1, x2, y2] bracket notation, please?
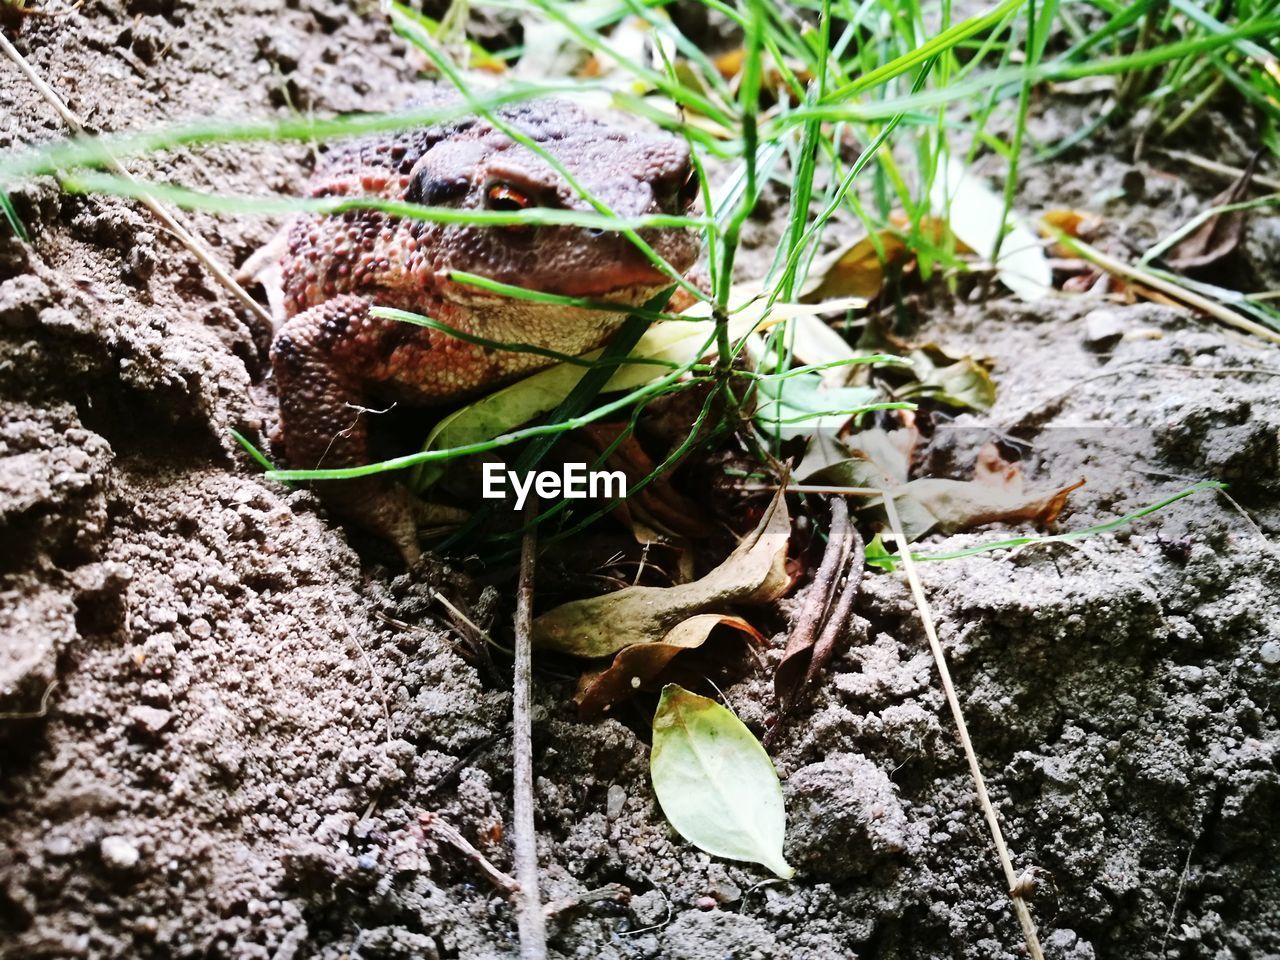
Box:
[1, 3, 1278, 959]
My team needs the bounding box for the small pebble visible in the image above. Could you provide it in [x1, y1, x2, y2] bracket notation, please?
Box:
[128, 705, 173, 734]
[1120, 167, 1145, 198]
[100, 836, 140, 871]
[147, 607, 177, 627]
[1260, 641, 1280, 665]
[606, 784, 626, 820]
[1083, 310, 1125, 350]
[707, 878, 742, 903]
[695, 896, 717, 911]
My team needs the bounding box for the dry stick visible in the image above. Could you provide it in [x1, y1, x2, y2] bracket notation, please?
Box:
[420, 812, 521, 896]
[803, 524, 864, 694]
[543, 883, 630, 920]
[512, 500, 548, 960]
[881, 492, 1045, 960]
[0, 30, 273, 329]
[767, 498, 853, 747]
[1155, 147, 1280, 193]
[1064, 235, 1280, 345]
[738, 483, 885, 497]
[1161, 843, 1197, 958]
[776, 499, 851, 701]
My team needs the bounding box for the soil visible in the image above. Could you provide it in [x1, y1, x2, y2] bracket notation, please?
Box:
[2, 3, 1279, 960]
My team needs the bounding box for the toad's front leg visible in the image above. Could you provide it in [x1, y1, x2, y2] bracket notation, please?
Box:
[270, 295, 441, 563]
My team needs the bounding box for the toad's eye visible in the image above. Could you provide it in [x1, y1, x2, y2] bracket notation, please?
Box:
[678, 166, 700, 210]
[487, 183, 534, 234]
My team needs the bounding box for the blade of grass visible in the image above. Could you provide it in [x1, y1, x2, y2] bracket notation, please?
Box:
[874, 480, 1227, 566]
[56, 170, 706, 231]
[0, 86, 585, 182]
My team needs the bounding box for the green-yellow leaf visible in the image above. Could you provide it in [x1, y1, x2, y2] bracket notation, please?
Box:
[650, 684, 794, 879]
[411, 292, 859, 491]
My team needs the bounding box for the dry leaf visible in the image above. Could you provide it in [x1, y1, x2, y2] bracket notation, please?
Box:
[575, 615, 764, 719]
[894, 475, 1084, 539]
[974, 441, 1020, 488]
[808, 424, 1084, 541]
[1041, 208, 1103, 242]
[801, 230, 910, 302]
[533, 489, 791, 657]
[931, 155, 1053, 301]
[1165, 151, 1260, 275]
[784, 313, 862, 387]
[904, 344, 997, 411]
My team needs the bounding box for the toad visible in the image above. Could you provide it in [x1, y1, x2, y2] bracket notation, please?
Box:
[266, 94, 702, 560]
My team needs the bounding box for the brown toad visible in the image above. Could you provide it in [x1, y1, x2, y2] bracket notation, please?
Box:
[267, 94, 701, 560]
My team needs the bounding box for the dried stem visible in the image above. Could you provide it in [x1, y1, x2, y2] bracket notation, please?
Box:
[805, 524, 864, 692]
[0, 29, 273, 329]
[419, 812, 520, 896]
[512, 500, 548, 960]
[882, 492, 1045, 960]
[775, 497, 851, 707]
[1061, 234, 1280, 345]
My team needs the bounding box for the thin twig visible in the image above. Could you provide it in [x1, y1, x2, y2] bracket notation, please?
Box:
[419, 811, 520, 896]
[736, 483, 884, 496]
[882, 492, 1045, 960]
[1161, 843, 1196, 958]
[0, 29, 273, 329]
[1154, 147, 1280, 193]
[543, 883, 630, 919]
[775, 498, 851, 705]
[1060, 235, 1280, 344]
[512, 499, 548, 959]
[804, 526, 864, 692]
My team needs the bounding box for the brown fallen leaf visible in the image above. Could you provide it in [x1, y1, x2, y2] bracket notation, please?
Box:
[807, 423, 1085, 541]
[905, 343, 997, 411]
[1041, 208, 1103, 244]
[890, 473, 1085, 540]
[792, 415, 916, 498]
[801, 230, 910, 302]
[974, 441, 1019, 488]
[533, 488, 791, 657]
[858, 323, 997, 413]
[575, 615, 765, 719]
[1165, 150, 1260, 275]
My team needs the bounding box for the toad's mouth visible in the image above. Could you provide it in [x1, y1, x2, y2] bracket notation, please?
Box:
[437, 260, 676, 304]
[547, 261, 675, 300]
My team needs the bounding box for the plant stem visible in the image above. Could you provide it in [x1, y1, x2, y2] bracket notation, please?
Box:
[512, 500, 547, 960]
[882, 493, 1044, 960]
